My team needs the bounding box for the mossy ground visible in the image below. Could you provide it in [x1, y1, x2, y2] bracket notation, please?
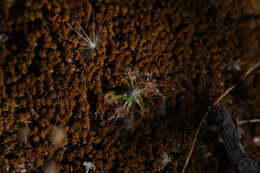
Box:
[0, 0, 259, 172]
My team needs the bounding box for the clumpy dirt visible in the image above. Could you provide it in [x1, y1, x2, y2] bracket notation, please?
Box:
[0, 0, 259, 172]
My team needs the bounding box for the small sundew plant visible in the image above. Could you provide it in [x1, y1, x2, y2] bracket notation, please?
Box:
[66, 13, 104, 52]
[104, 69, 166, 124]
[83, 161, 95, 173]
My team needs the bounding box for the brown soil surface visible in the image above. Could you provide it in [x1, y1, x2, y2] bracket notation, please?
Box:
[0, 0, 259, 172]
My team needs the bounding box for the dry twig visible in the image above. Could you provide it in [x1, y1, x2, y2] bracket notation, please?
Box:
[181, 61, 260, 173]
[238, 119, 260, 125]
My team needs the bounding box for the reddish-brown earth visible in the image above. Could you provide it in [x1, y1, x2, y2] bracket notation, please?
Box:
[0, 0, 259, 172]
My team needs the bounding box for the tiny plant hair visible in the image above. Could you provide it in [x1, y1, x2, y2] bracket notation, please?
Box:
[66, 12, 104, 52]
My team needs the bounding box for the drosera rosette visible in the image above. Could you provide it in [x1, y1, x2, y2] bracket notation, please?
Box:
[155, 151, 172, 171]
[104, 69, 167, 128]
[83, 161, 95, 173]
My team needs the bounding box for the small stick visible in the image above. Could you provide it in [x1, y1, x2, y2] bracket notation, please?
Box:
[217, 106, 260, 173]
[238, 119, 260, 125]
[181, 61, 260, 173]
